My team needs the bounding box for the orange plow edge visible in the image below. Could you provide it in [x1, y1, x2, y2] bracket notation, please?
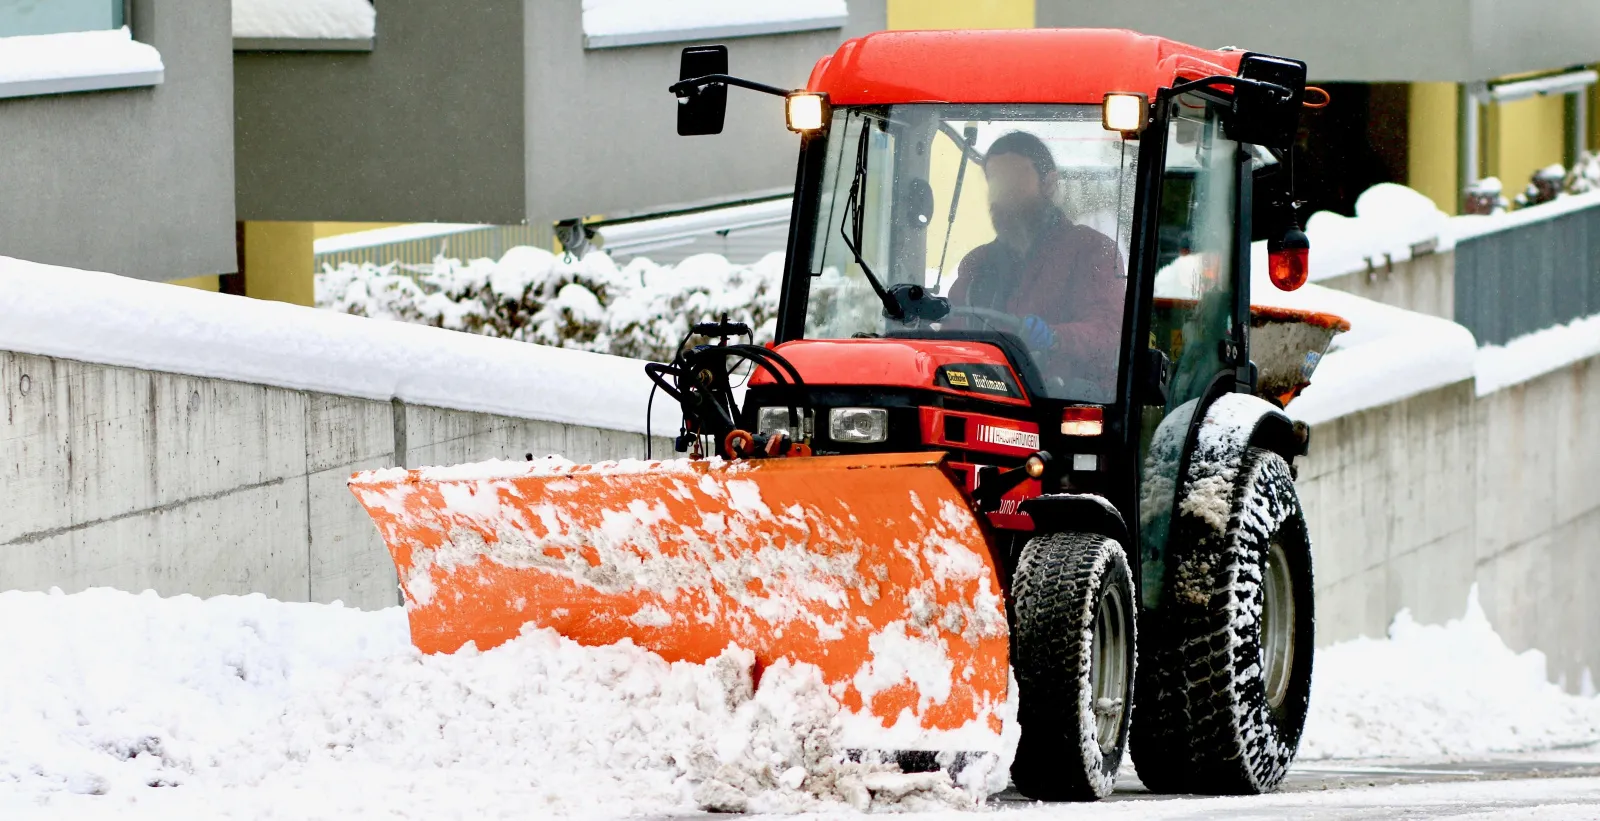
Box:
[347, 452, 1011, 753]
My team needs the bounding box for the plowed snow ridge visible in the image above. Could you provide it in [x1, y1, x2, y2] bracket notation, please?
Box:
[2, 586, 1598, 818]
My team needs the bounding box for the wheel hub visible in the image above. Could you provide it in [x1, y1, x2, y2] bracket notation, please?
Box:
[1090, 579, 1129, 754]
[1261, 537, 1296, 711]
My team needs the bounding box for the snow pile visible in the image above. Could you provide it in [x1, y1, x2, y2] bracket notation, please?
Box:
[317, 247, 788, 363]
[0, 588, 986, 817]
[1303, 183, 1454, 283]
[232, 0, 376, 40]
[1475, 310, 1600, 395]
[0, 255, 679, 435]
[0, 27, 162, 88]
[1301, 586, 1600, 760]
[582, 0, 848, 38]
[1246, 250, 1477, 425]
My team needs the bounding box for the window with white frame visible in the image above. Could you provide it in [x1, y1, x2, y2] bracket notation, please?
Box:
[0, 0, 163, 100]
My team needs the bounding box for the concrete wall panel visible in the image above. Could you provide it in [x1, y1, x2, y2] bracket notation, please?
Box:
[0, 0, 236, 280]
[1299, 356, 1600, 692]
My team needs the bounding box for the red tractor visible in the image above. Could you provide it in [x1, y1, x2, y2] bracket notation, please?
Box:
[352, 28, 1342, 802]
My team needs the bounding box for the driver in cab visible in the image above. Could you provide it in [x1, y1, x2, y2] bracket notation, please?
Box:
[948, 131, 1124, 390]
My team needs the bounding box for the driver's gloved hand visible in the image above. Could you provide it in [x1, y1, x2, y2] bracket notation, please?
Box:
[1022, 315, 1058, 351]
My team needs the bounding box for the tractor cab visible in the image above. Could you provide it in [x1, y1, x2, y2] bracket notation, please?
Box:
[669, 31, 1320, 535]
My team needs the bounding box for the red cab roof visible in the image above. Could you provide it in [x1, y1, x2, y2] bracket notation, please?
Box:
[806, 28, 1245, 106]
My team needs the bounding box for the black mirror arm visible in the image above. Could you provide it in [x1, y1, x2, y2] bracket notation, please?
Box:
[669, 74, 789, 99]
[1168, 74, 1294, 104]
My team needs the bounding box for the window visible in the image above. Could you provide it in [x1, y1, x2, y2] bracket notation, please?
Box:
[0, 0, 123, 38]
[804, 103, 1139, 403]
[0, 1, 162, 101]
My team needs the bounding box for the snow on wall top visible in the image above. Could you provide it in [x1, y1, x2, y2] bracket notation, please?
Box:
[0, 27, 162, 89]
[582, 0, 848, 49]
[1246, 247, 1478, 426]
[0, 256, 679, 436]
[1475, 310, 1600, 396]
[232, 0, 375, 40]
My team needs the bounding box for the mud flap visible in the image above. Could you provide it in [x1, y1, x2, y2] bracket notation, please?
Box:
[348, 452, 1010, 754]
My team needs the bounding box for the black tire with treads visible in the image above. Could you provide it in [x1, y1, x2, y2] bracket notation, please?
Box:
[1009, 531, 1136, 801]
[1130, 447, 1315, 795]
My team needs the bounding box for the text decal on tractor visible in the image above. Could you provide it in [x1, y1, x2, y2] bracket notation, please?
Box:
[351, 28, 1342, 804]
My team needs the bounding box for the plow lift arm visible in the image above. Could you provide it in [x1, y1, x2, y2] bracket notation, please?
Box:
[644, 316, 811, 459]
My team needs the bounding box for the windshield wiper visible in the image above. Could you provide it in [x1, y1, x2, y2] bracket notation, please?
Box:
[839, 123, 950, 323]
[931, 123, 978, 294]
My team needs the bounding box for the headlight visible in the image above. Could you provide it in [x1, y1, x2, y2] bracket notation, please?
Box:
[828, 407, 888, 444]
[757, 406, 811, 439]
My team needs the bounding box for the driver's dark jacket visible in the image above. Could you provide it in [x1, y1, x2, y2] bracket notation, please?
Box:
[948, 209, 1125, 391]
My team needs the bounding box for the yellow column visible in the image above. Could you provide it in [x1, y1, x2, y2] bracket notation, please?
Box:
[1487, 93, 1566, 201]
[1407, 83, 1460, 215]
[887, 0, 1033, 30]
[241, 221, 315, 307]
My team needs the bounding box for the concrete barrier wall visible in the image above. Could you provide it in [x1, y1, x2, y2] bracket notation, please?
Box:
[4, 329, 1597, 688]
[1317, 249, 1455, 321]
[0, 349, 670, 611]
[1301, 354, 1600, 690]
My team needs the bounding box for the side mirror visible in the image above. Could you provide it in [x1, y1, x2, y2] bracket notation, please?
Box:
[676, 45, 728, 136]
[1226, 53, 1307, 150]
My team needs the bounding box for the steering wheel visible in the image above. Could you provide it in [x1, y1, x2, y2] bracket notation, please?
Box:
[941, 306, 1026, 337]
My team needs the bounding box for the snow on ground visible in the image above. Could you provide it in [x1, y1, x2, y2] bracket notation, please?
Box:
[1300, 586, 1600, 760]
[4, 585, 1598, 819]
[0, 255, 678, 436]
[0, 589, 981, 819]
[232, 0, 376, 40]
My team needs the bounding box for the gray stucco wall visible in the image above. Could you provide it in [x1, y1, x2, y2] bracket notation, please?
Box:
[233, 1, 528, 223]
[1036, 0, 1600, 83]
[523, 0, 886, 222]
[0, 0, 236, 281]
[235, 1, 883, 226]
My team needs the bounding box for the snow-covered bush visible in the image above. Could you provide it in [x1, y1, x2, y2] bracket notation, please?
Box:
[317, 248, 785, 362]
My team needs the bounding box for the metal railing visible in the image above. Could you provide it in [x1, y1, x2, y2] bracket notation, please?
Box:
[1454, 198, 1600, 346]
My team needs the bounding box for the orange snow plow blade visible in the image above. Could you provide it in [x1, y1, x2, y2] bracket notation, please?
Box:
[348, 452, 1010, 751]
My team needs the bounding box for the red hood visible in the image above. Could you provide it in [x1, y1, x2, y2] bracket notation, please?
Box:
[750, 338, 1031, 406]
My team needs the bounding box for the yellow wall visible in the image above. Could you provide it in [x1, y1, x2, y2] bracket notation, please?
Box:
[168, 274, 220, 292]
[1408, 83, 1460, 215]
[241, 221, 315, 306]
[313, 222, 404, 240]
[887, 0, 1032, 30]
[1487, 92, 1566, 201]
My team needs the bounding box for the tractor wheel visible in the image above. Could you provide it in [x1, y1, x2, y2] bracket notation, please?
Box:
[1009, 531, 1136, 801]
[1130, 447, 1315, 795]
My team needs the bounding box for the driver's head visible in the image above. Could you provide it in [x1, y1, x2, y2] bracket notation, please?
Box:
[984, 131, 1059, 239]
